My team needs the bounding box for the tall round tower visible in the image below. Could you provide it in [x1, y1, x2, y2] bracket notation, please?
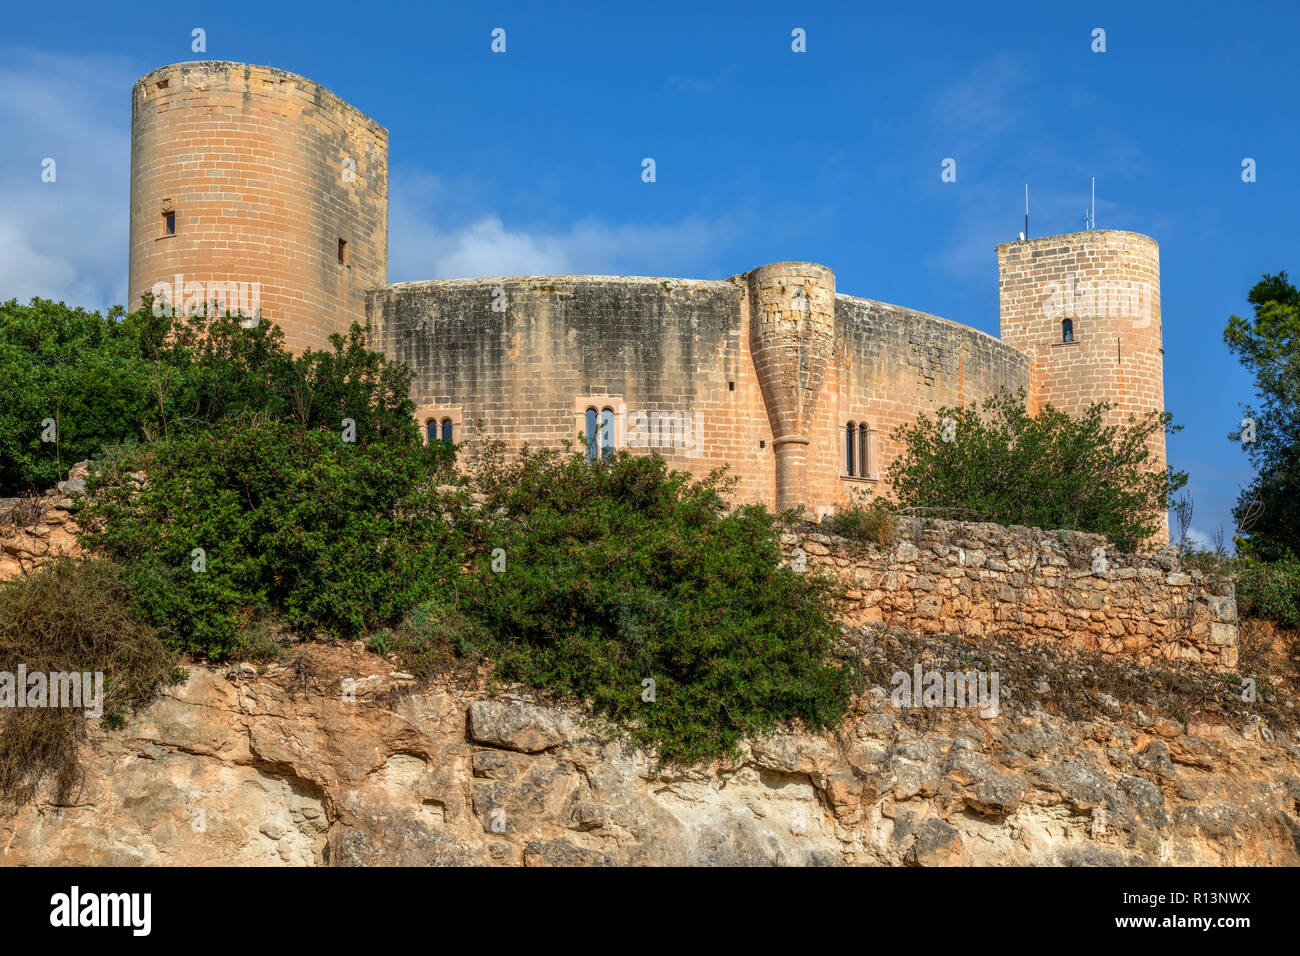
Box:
[128, 61, 388, 353]
[997, 230, 1166, 534]
[746, 262, 836, 513]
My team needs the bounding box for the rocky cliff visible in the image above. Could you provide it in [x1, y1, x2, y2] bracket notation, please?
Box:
[4, 629, 1297, 866]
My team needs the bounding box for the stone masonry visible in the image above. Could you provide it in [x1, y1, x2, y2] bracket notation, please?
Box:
[786, 520, 1238, 669]
[128, 62, 387, 355]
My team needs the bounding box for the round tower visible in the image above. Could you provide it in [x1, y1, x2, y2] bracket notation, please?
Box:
[997, 230, 1166, 533]
[128, 61, 388, 353]
[746, 262, 836, 513]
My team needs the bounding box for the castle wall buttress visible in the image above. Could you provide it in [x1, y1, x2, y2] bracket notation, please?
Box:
[745, 263, 836, 512]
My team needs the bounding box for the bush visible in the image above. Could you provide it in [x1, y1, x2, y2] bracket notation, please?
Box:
[84, 419, 461, 656]
[384, 601, 488, 680]
[446, 447, 858, 764]
[0, 558, 178, 803]
[886, 390, 1186, 552]
[0, 298, 421, 496]
[0, 299, 155, 494]
[1235, 557, 1300, 628]
[826, 492, 897, 545]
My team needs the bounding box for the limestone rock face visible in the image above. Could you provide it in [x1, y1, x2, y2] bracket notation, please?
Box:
[468, 700, 573, 753]
[0, 461, 91, 580]
[3, 655, 1298, 867]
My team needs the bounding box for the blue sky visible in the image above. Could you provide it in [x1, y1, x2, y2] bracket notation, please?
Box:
[3, 0, 1297, 543]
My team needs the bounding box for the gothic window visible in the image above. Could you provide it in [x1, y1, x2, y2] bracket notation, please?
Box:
[599, 408, 615, 459]
[1062, 318, 1074, 343]
[858, 424, 870, 478]
[441, 418, 453, 443]
[585, 407, 599, 461]
[845, 422, 856, 475]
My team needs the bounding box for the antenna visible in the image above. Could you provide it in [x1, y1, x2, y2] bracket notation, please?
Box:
[1024, 184, 1029, 239]
[1091, 176, 1095, 229]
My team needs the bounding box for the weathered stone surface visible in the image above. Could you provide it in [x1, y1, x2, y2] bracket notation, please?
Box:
[3, 644, 1297, 867]
[788, 519, 1238, 669]
[0, 464, 90, 580]
[468, 699, 574, 753]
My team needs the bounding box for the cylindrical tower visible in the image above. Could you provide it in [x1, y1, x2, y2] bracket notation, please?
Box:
[129, 61, 388, 354]
[746, 262, 836, 513]
[997, 229, 1166, 535]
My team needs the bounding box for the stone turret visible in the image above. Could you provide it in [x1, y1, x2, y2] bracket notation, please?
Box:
[746, 262, 836, 512]
[129, 61, 388, 354]
[997, 230, 1166, 539]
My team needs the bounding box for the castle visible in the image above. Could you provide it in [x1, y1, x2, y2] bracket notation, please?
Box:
[128, 61, 1166, 521]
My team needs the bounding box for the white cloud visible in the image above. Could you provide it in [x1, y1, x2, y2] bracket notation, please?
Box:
[0, 51, 739, 313]
[933, 52, 1027, 151]
[0, 49, 136, 310]
[665, 65, 740, 95]
[389, 170, 735, 280]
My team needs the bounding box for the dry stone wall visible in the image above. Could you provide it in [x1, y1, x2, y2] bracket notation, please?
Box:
[786, 519, 1238, 669]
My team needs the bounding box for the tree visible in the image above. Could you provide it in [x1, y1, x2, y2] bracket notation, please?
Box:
[886, 390, 1185, 552]
[1224, 271, 1300, 560]
[0, 297, 421, 495]
[0, 299, 154, 494]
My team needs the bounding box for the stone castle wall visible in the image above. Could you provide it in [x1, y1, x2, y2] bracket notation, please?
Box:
[786, 520, 1237, 669]
[128, 61, 388, 354]
[366, 274, 779, 504]
[825, 296, 1033, 503]
[367, 275, 1035, 513]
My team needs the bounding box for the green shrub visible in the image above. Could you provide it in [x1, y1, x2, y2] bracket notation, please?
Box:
[0, 299, 156, 494]
[448, 447, 858, 764]
[1235, 557, 1300, 628]
[0, 558, 178, 803]
[384, 602, 487, 680]
[84, 419, 461, 656]
[886, 390, 1186, 552]
[826, 492, 897, 545]
[0, 297, 421, 496]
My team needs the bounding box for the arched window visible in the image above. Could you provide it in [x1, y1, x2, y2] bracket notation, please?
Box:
[599, 408, 615, 459]
[585, 407, 599, 461]
[845, 422, 856, 475]
[441, 418, 453, 443]
[858, 424, 870, 478]
[1062, 318, 1073, 343]
[426, 419, 438, 444]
